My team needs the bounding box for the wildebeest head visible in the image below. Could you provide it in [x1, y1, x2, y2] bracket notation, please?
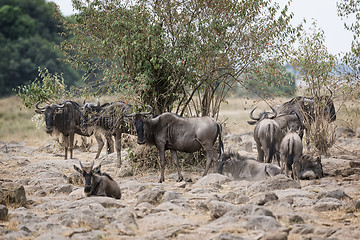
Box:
[296, 154, 324, 180]
[247, 106, 277, 125]
[218, 151, 248, 174]
[74, 161, 101, 196]
[316, 95, 336, 122]
[35, 101, 66, 134]
[125, 106, 153, 145]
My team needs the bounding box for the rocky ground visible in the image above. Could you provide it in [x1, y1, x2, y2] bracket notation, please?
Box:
[0, 127, 360, 240]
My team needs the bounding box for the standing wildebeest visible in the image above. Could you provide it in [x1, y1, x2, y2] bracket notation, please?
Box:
[82, 100, 130, 166]
[248, 107, 282, 164]
[36, 101, 93, 159]
[274, 94, 336, 139]
[127, 110, 224, 183]
[218, 152, 281, 181]
[279, 128, 303, 179]
[74, 161, 121, 199]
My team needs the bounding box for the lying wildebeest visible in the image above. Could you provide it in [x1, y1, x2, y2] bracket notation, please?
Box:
[294, 154, 324, 180]
[248, 107, 282, 164]
[218, 151, 281, 181]
[36, 101, 93, 159]
[274, 94, 336, 139]
[82, 100, 130, 166]
[126, 109, 224, 183]
[279, 127, 303, 179]
[74, 161, 121, 199]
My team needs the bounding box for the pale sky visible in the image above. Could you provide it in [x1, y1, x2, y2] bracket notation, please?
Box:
[48, 0, 355, 55]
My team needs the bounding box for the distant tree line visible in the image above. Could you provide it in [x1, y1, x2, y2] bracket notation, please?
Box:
[0, 0, 82, 96]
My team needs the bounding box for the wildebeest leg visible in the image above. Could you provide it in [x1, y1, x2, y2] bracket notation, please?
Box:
[63, 135, 69, 160]
[203, 150, 214, 176]
[256, 144, 264, 162]
[114, 131, 122, 167]
[280, 152, 286, 176]
[170, 150, 183, 182]
[69, 133, 75, 159]
[292, 162, 299, 180]
[94, 132, 104, 159]
[158, 146, 166, 183]
[105, 132, 114, 154]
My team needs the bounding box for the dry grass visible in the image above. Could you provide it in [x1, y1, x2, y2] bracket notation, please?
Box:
[0, 95, 359, 147]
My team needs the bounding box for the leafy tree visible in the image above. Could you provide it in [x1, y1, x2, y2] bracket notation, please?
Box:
[59, 0, 297, 116]
[290, 22, 337, 155]
[241, 63, 296, 98]
[337, 0, 360, 98]
[0, 0, 81, 97]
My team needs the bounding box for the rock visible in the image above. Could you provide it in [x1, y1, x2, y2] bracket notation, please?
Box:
[240, 141, 253, 152]
[67, 172, 83, 185]
[137, 188, 165, 205]
[349, 160, 360, 168]
[174, 181, 186, 188]
[224, 134, 243, 143]
[249, 192, 279, 206]
[242, 215, 282, 230]
[247, 175, 301, 195]
[136, 211, 190, 233]
[0, 182, 27, 206]
[207, 200, 237, 219]
[260, 228, 289, 240]
[0, 204, 8, 221]
[53, 184, 73, 194]
[213, 233, 247, 240]
[193, 173, 230, 188]
[118, 160, 134, 177]
[290, 224, 314, 234]
[318, 189, 351, 200]
[335, 126, 355, 138]
[314, 198, 342, 212]
[161, 191, 183, 202]
[289, 214, 304, 224]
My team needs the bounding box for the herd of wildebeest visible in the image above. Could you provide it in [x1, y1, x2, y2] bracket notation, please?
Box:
[34, 93, 336, 199]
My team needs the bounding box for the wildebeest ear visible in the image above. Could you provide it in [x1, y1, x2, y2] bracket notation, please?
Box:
[74, 165, 82, 174]
[93, 165, 101, 174]
[35, 110, 44, 114]
[247, 120, 257, 125]
[316, 156, 321, 163]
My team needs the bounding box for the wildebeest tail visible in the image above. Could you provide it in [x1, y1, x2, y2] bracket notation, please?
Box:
[217, 123, 224, 157]
[266, 124, 276, 162]
[287, 138, 294, 170]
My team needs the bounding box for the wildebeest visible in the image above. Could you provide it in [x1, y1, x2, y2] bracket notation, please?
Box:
[279, 128, 303, 179]
[218, 152, 281, 181]
[36, 101, 92, 159]
[74, 161, 121, 199]
[274, 95, 336, 139]
[248, 107, 282, 164]
[294, 154, 324, 180]
[82, 100, 130, 166]
[127, 110, 224, 183]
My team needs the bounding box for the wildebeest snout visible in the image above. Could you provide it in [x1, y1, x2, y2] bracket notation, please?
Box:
[84, 185, 92, 193]
[45, 126, 53, 133]
[137, 139, 146, 145]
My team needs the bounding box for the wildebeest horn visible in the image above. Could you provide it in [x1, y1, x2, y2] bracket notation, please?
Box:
[50, 102, 66, 109]
[90, 160, 94, 170]
[140, 105, 153, 115]
[249, 107, 259, 120]
[329, 89, 333, 98]
[270, 106, 277, 118]
[79, 161, 84, 169]
[124, 106, 136, 117]
[97, 98, 100, 107]
[35, 101, 48, 110]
